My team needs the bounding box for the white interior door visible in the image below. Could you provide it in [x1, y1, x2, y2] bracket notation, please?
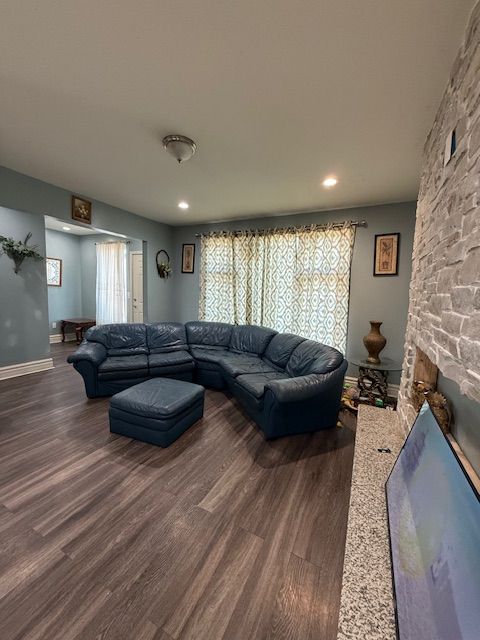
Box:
[130, 252, 144, 322]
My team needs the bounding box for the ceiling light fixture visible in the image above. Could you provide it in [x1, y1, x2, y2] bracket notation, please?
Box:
[178, 201, 189, 210]
[62, 226, 71, 231]
[162, 134, 197, 164]
[323, 177, 338, 188]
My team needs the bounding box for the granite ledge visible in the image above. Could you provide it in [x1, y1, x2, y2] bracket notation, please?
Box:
[337, 405, 405, 640]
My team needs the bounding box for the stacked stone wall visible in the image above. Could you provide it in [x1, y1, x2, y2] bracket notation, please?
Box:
[398, 2, 480, 430]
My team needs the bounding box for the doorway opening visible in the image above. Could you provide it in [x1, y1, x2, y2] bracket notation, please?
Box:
[44, 215, 144, 344]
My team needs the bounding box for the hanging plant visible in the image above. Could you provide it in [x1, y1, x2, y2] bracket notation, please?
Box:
[156, 249, 172, 279]
[0, 232, 44, 274]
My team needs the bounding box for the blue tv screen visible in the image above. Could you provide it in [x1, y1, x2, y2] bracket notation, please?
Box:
[386, 403, 480, 640]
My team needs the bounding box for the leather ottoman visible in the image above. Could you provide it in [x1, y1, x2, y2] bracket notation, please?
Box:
[109, 378, 205, 447]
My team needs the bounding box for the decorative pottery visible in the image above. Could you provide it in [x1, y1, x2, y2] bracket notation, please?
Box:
[363, 321, 386, 364]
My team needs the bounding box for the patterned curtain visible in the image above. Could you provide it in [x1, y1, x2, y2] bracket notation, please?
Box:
[199, 224, 356, 353]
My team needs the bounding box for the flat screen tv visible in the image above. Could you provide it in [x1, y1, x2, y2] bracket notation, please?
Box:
[386, 402, 480, 640]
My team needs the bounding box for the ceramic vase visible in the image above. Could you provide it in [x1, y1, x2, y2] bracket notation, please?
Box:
[363, 321, 386, 364]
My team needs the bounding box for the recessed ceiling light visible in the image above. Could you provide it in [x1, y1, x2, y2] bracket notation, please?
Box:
[178, 201, 189, 210]
[323, 177, 338, 188]
[62, 226, 71, 230]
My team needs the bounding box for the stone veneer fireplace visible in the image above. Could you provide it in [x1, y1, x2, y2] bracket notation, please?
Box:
[398, 1, 480, 443]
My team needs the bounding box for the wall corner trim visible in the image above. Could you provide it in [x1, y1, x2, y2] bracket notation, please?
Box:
[0, 358, 54, 381]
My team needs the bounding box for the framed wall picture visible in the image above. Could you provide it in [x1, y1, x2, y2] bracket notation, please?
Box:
[374, 233, 400, 276]
[71, 195, 92, 224]
[46, 257, 62, 286]
[181, 243, 195, 274]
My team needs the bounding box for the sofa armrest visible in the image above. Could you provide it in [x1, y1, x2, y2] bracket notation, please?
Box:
[67, 341, 107, 367]
[265, 361, 348, 403]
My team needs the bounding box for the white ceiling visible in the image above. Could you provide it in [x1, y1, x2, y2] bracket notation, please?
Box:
[0, 1, 475, 225]
[44, 215, 98, 236]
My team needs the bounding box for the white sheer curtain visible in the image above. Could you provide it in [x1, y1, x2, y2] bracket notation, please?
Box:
[96, 242, 128, 325]
[199, 225, 356, 353]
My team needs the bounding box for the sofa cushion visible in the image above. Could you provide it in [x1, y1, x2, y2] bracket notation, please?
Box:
[229, 325, 277, 356]
[235, 371, 291, 399]
[190, 346, 230, 370]
[148, 351, 194, 375]
[98, 355, 149, 380]
[263, 333, 306, 369]
[186, 321, 233, 348]
[219, 353, 280, 378]
[147, 322, 188, 354]
[286, 340, 344, 377]
[86, 323, 148, 356]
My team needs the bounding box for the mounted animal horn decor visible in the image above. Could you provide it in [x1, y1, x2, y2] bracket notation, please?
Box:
[156, 249, 172, 279]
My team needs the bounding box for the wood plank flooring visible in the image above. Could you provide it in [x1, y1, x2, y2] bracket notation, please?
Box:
[0, 342, 355, 640]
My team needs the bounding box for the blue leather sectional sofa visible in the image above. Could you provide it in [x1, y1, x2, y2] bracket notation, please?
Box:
[68, 321, 347, 439]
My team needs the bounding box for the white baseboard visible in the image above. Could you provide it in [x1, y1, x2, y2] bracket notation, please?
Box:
[50, 333, 76, 344]
[0, 358, 54, 381]
[344, 375, 399, 399]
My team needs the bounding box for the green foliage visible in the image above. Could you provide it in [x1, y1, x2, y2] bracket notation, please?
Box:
[0, 232, 44, 273]
[158, 261, 172, 278]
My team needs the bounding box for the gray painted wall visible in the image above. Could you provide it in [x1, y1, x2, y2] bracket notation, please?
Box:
[0, 206, 50, 366]
[0, 165, 174, 324]
[172, 202, 416, 384]
[45, 230, 82, 334]
[438, 373, 480, 477]
[1, 165, 415, 385]
[0, 165, 174, 366]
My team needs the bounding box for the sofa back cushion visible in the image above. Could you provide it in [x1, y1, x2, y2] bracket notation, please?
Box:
[229, 324, 277, 356]
[263, 333, 306, 369]
[185, 321, 233, 348]
[86, 323, 148, 356]
[147, 322, 188, 354]
[286, 339, 344, 377]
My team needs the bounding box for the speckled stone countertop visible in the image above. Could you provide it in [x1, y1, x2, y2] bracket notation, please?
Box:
[337, 405, 405, 640]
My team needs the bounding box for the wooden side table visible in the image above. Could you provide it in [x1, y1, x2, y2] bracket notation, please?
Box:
[61, 318, 96, 344]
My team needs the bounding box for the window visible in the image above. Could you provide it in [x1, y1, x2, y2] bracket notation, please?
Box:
[199, 225, 356, 353]
[96, 242, 128, 324]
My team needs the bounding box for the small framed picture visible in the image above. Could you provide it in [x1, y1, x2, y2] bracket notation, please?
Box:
[181, 243, 195, 274]
[46, 257, 62, 286]
[374, 233, 400, 276]
[71, 195, 92, 224]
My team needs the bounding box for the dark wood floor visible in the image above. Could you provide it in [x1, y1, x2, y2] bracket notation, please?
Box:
[0, 342, 355, 640]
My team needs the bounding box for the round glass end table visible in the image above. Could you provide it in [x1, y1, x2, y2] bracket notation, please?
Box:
[349, 357, 402, 405]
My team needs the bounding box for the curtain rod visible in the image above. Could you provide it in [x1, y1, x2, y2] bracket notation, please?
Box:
[94, 240, 131, 245]
[195, 220, 367, 238]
